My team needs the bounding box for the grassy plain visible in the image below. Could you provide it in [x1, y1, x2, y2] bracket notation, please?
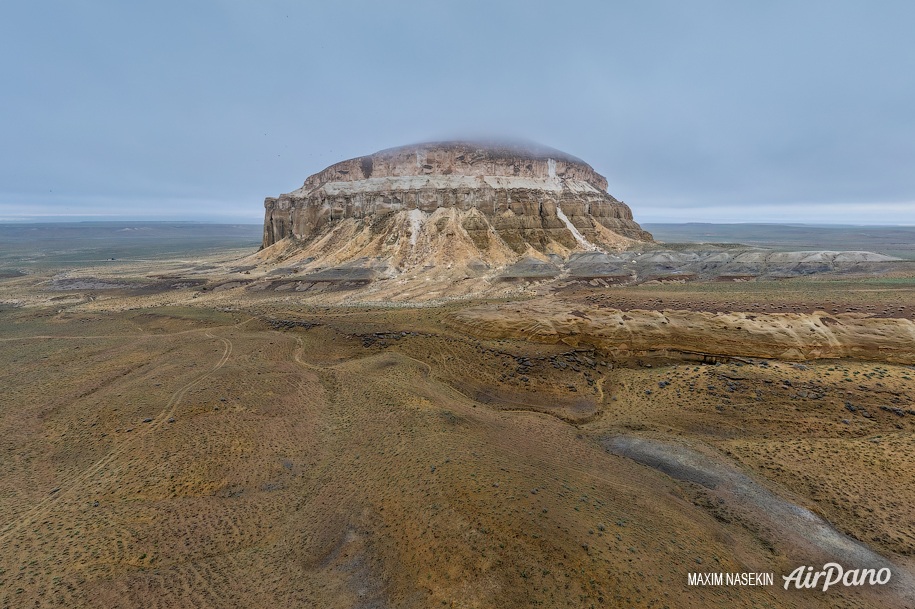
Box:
[0, 223, 913, 608]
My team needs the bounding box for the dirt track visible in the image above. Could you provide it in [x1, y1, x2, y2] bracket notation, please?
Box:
[603, 435, 915, 607]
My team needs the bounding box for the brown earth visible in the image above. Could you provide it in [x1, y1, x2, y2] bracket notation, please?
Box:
[1, 251, 914, 608]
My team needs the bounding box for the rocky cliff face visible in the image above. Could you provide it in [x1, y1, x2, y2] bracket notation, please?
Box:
[449, 301, 915, 364]
[262, 141, 652, 254]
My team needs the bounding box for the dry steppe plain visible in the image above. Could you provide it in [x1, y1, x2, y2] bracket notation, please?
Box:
[1, 228, 914, 608]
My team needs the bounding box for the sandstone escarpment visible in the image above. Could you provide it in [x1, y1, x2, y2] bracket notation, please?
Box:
[262, 141, 652, 256]
[448, 301, 915, 364]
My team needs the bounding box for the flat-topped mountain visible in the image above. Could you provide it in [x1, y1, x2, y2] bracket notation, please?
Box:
[250, 142, 910, 302]
[261, 141, 653, 260]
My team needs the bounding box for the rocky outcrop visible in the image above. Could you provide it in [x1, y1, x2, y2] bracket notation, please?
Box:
[262, 141, 652, 252]
[448, 301, 915, 364]
[494, 249, 904, 282]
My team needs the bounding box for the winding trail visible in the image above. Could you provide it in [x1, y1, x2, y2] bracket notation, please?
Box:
[0, 329, 235, 545]
[602, 434, 915, 604]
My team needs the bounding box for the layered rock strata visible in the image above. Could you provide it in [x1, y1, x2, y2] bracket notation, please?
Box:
[262, 141, 652, 253]
[448, 301, 915, 364]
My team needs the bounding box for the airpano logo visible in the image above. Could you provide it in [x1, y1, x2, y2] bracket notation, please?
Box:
[782, 563, 892, 591]
[687, 563, 893, 591]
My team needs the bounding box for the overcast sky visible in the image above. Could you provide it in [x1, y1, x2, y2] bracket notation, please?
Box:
[1, 1, 914, 224]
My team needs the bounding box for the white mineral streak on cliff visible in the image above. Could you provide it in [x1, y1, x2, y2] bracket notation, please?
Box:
[407, 208, 426, 246]
[556, 205, 599, 251]
[312, 175, 600, 196]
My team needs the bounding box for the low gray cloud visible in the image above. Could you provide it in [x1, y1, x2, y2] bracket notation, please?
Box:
[1, 0, 913, 223]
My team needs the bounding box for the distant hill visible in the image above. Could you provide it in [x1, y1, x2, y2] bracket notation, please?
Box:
[644, 223, 915, 260]
[0, 222, 262, 269]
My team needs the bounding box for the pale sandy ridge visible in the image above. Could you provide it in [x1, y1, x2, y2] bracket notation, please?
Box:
[449, 300, 915, 364]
